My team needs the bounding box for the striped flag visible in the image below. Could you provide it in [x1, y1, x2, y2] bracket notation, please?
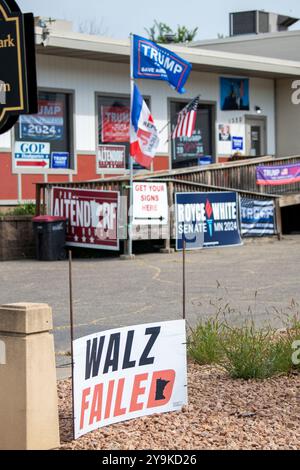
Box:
[130, 83, 159, 169]
[172, 96, 200, 139]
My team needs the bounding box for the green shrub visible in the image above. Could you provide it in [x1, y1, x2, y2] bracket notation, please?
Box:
[188, 312, 300, 380]
[220, 323, 277, 379]
[269, 336, 295, 375]
[0, 204, 36, 217]
[189, 292, 300, 379]
[188, 317, 226, 365]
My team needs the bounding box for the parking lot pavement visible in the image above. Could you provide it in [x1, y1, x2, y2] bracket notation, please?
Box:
[0, 236, 299, 366]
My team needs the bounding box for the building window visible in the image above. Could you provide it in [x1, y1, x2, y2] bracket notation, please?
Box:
[170, 100, 214, 169]
[14, 90, 73, 170]
[97, 94, 150, 171]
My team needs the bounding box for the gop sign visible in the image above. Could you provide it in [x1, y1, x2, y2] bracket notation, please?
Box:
[0, 0, 37, 134]
[73, 320, 187, 439]
[14, 141, 50, 169]
[51, 187, 120, 251]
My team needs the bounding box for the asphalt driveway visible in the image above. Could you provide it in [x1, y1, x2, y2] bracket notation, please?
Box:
[0, 236, 299, 367]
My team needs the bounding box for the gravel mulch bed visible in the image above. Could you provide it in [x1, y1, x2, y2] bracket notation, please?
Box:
[58, 361, 300, 450]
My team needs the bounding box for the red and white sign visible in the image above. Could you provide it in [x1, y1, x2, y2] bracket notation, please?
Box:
[133, 182, 168, 225]
[73, 320, 187, 439]
[51, 187, 119, 250]
[101, 106, 130, 143]
[97, 145, 126, 171]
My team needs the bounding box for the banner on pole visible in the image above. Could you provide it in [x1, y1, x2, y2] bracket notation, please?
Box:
[132, 35, 192, 94]
[175, 191, 242, 250]
[51, 187, 120, 251]
[130, 83, 159, 169]
[73, 320, 187, 439]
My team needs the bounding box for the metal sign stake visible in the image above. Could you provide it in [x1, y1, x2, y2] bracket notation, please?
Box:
[182, 238, 186, 320]
[68, 249, 75, 441]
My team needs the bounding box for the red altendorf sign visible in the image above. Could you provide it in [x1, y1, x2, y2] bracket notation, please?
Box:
[51, 187, 119, 251]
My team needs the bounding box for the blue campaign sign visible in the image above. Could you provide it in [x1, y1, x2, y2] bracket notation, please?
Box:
[175, 192, 242, 250]
[20, 122, 63, 141]
[19, 114, 64, 141]
[240, 198, 276, 237]
[198, 156, 212, 165]
[51, 152, 69, 169]
[132, 35, 192, 94]
[232, 136, 244, 151]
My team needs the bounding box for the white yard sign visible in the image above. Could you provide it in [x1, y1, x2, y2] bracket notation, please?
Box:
[73, 320, 187, 439]
[14, 141, 50, 170]
[132, 182, 168, 225]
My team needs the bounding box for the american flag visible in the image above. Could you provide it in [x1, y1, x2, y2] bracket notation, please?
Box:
[172, 96, 200, 139]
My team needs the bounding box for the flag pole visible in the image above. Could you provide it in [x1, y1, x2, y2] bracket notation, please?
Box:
[182, 238, 186, 320]
[128, 33, 134, 258]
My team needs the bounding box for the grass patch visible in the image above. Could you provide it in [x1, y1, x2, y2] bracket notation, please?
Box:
[188, 317, 226, 365]
[220, 323, 276, 379]
[188, 299, 300, 380]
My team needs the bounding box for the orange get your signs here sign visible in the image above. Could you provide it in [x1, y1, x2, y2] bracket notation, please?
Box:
[73, 320, 187, 439]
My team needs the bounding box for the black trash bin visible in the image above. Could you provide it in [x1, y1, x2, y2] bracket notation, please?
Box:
[32, 216, 68, 261]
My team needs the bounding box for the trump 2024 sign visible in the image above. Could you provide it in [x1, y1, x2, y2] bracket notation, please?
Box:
[176, 191, 242, 250]
[73, 320, 187, 439]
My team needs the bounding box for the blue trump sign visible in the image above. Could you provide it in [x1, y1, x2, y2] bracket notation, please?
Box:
[175, 192, 242, 250]
[232, 136, 243, 151]
[51, 152, 69, 169]
[132, 35, 192, 94]
[240, 198, 276, 237]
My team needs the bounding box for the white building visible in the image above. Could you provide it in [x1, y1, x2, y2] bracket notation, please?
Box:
[1, 15, 300, 205]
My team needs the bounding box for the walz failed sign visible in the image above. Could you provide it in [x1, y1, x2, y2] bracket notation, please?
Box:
[176, 191, 242, 250]
[133, 182, 168, 225]
[73, 320, 187, 439]
[0, 0, 37, 134]
[51, 187, 119, 251]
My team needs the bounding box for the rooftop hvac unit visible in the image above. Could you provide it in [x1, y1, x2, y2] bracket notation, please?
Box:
[229, 11, 299, 36]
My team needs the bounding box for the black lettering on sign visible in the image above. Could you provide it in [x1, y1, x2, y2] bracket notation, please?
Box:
[0, 0, 37, 134]
[103, 333, 120, 373]
[85, 336, 105, 380]
[139, 326, 161, 366]
[122, 330, 136, 370]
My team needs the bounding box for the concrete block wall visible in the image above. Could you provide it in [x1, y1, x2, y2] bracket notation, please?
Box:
[0, 216, 35, 260]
